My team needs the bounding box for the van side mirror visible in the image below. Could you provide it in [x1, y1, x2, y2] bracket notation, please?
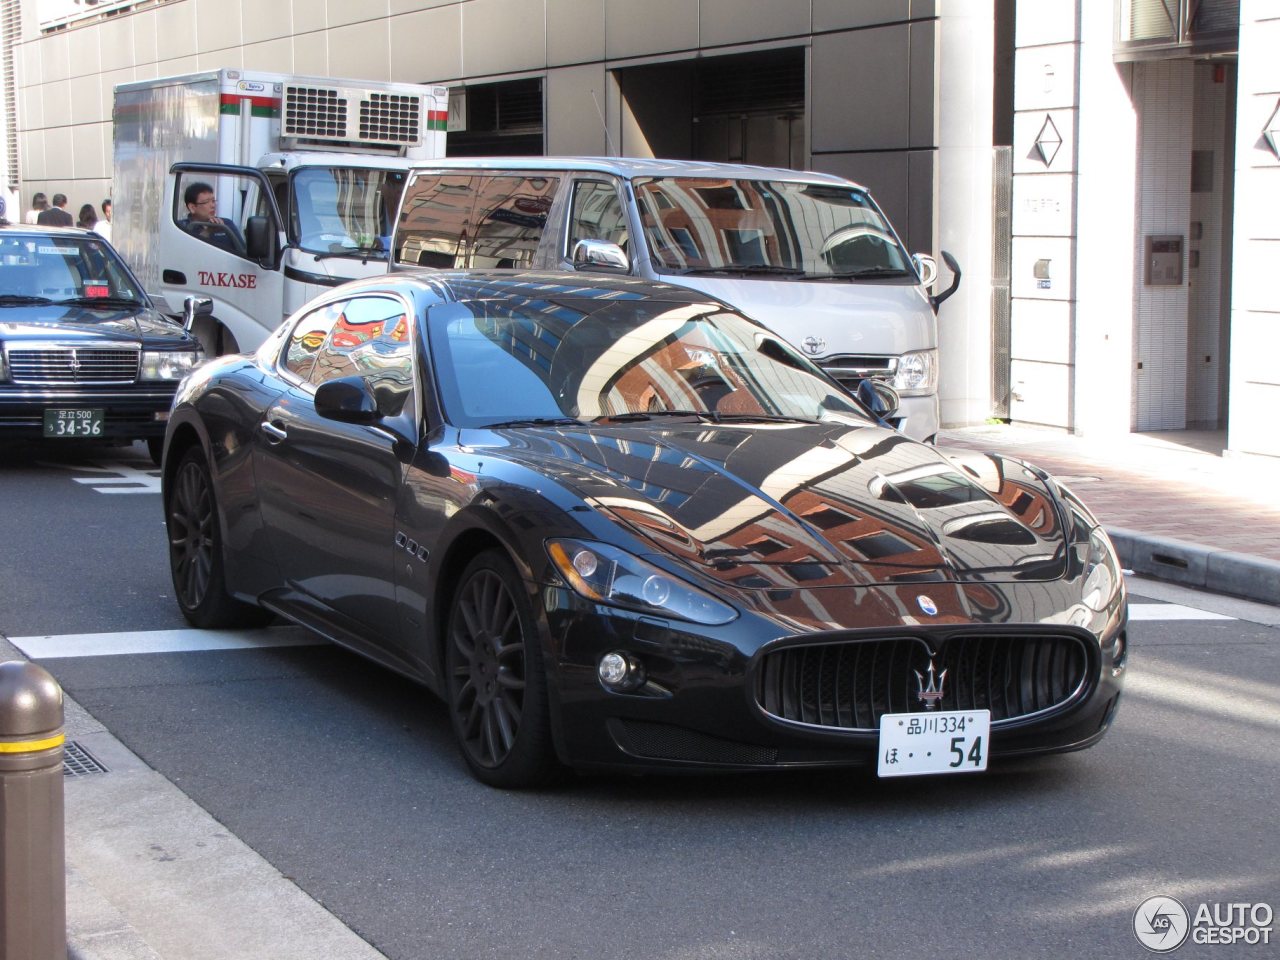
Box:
[245, 215, 279, 266]
[912, 253, 938, 288]
[571, 239, 629, 273]
[931, 249, 962, 311]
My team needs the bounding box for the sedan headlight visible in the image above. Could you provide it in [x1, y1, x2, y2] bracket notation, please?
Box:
[892, 349, 937, 396]
[546, 538, 737, 626]
[1082, 526, 1123, 612]
[140, 349, 203, 381]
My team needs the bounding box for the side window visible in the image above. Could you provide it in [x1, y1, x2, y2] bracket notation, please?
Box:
[469, 175, 558, 268]
[173, 170, 263, 259]
[311, 296, 416, 418]
[394, 174, 477, 268]
[283, 302, 344, 381]
[567, 180, 628, 258]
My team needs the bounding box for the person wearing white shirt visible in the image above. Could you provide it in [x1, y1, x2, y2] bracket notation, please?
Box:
[93, 198, 112, 242]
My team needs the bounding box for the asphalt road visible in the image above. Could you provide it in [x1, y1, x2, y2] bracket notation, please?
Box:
[2, 441, 1278, 960]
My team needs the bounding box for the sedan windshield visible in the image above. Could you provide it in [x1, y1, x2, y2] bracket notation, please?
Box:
[427, 293, 874, 429]
[633, 178, 914, 280]
[0, 234, 145, 306]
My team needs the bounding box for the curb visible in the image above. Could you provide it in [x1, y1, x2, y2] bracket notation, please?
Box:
[1106, 525, 1280, 606]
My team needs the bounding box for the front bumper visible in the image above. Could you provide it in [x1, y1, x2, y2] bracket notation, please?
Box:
[0, 386, 177, 440]
[541, 585, 1126, 775]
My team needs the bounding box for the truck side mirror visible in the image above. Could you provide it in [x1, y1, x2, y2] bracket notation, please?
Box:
[245, 215, 279, 267]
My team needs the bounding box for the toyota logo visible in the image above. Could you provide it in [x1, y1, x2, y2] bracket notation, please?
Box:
[801, 336, 825, 356]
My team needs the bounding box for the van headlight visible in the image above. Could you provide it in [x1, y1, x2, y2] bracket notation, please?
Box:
[892, 349, 937, 396]
[546, 538, 737, 625]
[141, 349, 203, 381]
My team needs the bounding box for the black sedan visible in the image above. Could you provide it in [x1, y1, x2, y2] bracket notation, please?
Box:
[162, 271, 1126, 787]
[0, 222, 203, 463]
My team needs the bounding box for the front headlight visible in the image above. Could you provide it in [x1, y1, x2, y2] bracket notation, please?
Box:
[546, 538, 737, 626]
[1082, 526, 1123, 612]
[892, 349, 937, 396]
[140, 349, 203, 381]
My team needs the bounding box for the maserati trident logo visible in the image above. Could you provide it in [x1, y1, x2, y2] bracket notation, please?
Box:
[801, 336, 825, 356]
[914, 659, 947, 709]
[917, 595, 938, 616]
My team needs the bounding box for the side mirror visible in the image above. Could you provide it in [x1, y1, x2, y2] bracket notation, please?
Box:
[182, 296, 213, 333]
[315, 376, 380, 425]
[856, 378, 900, 424]
[571, 239, 629, 272]
[245, 215, 279, 266]
[931, 250, 962, 312]
[911, 253, 938, 288]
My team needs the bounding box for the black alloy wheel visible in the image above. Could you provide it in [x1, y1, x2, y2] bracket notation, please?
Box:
[445, 550, 557, 788]
[166, 448, 267, 629]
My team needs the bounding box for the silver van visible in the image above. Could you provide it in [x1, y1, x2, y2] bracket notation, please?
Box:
[390, 158, 957, 441]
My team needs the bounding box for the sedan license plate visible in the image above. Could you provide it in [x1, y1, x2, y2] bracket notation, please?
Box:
[877, 709, 990, 777]
[43, 408, 105, 438]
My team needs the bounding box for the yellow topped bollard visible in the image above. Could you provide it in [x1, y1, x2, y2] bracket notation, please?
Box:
[0, 660, 67, 960]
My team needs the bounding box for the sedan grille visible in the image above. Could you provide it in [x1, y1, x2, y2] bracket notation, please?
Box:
[6, 348, 140, 385]
[756, 633, 1090, 731]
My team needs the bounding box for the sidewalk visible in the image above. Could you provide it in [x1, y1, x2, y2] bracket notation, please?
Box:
[938, 423, 1280, 604]
[14, 425, 1280, 960]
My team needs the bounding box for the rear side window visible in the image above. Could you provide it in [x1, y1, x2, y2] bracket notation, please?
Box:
[395, 173, 559, 269]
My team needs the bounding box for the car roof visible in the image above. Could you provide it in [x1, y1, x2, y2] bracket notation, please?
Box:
[365, 269, 727, 308]
[0, 221, 98, 237]
[403, 155, 868, 189]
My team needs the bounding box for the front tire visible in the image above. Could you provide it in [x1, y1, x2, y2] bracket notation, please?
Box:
[445, 550, 558, 788]
[166, 447, 268, 628]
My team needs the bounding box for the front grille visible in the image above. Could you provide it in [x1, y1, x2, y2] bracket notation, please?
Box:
[756, 633, 1090, 731]
[609, 719, 778, 765]
[819, 355, 896, 388]
[7, 348, 139, 384]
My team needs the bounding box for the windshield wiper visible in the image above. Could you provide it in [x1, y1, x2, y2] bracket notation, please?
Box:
[799, 267, 914, 281]
[311, 244, 387, 263]
[0, 295, 54, 305]
[672, 264, 806, 278]
[593, 410, 713, 423]
[56, 296, 144, 309]
[487, 416, 582, 428]
[708, 413, 821, 424]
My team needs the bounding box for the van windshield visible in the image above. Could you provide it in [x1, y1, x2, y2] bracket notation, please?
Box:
[632, 178, 915, 281]
[290, 167, 405, 259]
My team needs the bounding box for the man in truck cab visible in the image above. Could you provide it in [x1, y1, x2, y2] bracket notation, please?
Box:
[179, 182, 245, 256]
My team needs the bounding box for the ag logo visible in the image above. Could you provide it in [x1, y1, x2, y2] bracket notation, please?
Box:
[1133, 895, 1190, 953]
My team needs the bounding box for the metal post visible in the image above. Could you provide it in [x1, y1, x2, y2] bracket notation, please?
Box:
[0, 661, 66, 960]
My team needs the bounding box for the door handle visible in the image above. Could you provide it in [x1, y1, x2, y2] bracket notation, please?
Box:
[260, 420, 288, 442]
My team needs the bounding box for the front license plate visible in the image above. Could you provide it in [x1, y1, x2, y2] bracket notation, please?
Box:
[877, 709, 991, 778]
[43, 408, 104, 438]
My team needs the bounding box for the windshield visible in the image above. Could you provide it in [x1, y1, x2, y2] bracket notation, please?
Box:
[427, 293, 874, 429]
[290, 167, 406, 259]
[0, 233, 146, 304]
[633, 178, 914, 280]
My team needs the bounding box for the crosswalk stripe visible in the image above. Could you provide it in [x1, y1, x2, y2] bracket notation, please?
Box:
[9, 626, 323, 659]
[1127, 603, 1234, 621]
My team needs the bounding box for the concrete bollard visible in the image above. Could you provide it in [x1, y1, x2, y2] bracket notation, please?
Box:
[0, 661, 67, 960]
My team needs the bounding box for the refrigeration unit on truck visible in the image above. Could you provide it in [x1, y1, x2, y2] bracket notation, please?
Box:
[113, 69, 448, 354]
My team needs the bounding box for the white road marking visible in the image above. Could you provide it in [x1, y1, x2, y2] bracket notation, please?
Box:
[9, 626, 323, 659]
[1127, 603, 1234, 621]
[42, 459, 162, 494]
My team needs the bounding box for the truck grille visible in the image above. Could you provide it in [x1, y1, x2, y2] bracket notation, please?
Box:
[6, 347, 139, 385]
[756, 633, 1090, 731]
[283, 85, 422, 148]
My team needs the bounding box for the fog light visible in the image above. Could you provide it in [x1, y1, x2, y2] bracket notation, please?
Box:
[598, 651, 644, 690]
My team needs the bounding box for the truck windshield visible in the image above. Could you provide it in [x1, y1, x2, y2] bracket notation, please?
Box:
[291, 167, 405, 260]
[632, 178, 915, 281]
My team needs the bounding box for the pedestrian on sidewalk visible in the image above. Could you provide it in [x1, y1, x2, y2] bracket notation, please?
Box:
[77, 203, 98, 230]
[37, 193, 73, 227]
[25, 191, 48, 224]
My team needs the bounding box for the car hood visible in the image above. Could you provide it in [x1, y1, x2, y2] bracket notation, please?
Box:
[0, 303, 191, 345]
[488, 421, 1070, 588]
[653, 274, 936, 358]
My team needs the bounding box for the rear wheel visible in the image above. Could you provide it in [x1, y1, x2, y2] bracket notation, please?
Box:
[166, 447, 268, 628]
[445, 550, 558, 788]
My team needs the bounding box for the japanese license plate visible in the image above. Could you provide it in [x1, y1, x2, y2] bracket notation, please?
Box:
[43, 408, 104, 438]
[877, 709, 990, 777]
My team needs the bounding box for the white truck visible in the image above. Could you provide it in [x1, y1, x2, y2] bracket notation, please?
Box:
[113, 69, 447, 354]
